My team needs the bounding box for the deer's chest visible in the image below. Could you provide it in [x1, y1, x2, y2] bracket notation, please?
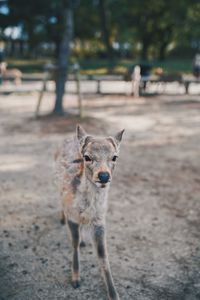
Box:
[75, 190, 107, 225]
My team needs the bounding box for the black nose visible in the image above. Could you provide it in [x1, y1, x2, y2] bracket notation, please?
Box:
[98, 172, 110, 183]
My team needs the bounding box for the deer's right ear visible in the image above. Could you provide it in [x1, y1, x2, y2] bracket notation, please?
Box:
[76, 124, 87, 142]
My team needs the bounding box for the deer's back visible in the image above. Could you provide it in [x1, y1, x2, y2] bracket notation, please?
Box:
[54, 136, 83, 194]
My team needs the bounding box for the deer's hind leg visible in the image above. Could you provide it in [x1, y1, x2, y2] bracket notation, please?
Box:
[68, 220, 80, 288]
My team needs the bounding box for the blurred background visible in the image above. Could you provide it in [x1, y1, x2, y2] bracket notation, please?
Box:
[0, 0, 200, 67]
[0, 0, 200, 113]
[1, 1, 200, 300]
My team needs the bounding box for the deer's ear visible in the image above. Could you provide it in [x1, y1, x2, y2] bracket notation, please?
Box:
[115, 129, 125, 145]
[76, 125, 87, 142]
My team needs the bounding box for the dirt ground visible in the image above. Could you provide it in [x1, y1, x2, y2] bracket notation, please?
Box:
[0, 91, 200, 300]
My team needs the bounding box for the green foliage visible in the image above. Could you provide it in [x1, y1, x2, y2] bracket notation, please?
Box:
[184, 2, 200, 49]
[1, 0, 199, 61]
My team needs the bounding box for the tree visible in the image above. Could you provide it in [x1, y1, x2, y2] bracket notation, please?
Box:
[2, 0, 198, 83]
[98, 0, 113, 61]
[182, 1, 200, 52]
[53, 0, 74, 115]
[112, 0, 193, 60]
[7, 0, 80, 115]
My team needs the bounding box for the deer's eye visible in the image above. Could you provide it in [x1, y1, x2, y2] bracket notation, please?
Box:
[112, 155, 118, 162]
[84, 155, 92, 162]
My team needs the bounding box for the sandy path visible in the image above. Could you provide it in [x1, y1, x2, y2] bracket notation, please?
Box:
[0, 92, 200, 300]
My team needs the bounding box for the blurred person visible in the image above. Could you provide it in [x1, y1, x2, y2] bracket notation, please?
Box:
[0, 49, 7, 83]
[193, 53, 200, 78]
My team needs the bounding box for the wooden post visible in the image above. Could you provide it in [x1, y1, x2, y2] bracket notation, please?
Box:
[97, 80, 101, 94]
[131, 65, 141, 97]
[184, 81, 190, 94]
[74, 63, 83, 118]
[35, 71, 49, 117]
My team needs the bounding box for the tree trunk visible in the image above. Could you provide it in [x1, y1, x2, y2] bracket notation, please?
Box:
[159, 42, 167, 61]
[19, 39, 25, 56]
[10, 39, 16, 57]
[141, 38, 150, 60]
[54, 40, 60, 59]
[158, 32, 171, 61]
[157, 26, 172, 61]
[26, 23, 35, 57]
[53, 1, 74, 115]
[98, 0, 113, 64]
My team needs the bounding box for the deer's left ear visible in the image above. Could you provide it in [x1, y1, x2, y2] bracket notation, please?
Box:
[115, 129, 125, 145]
[76, 124, 87, 142]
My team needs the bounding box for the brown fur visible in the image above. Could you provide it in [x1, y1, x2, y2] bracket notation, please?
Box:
[54, 125, 124, 300]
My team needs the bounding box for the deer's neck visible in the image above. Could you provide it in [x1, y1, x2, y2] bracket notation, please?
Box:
[78, 174, 109, 219]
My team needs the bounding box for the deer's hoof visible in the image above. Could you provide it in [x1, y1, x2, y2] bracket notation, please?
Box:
[80, 241, 86, 247]
[72, 280, 81, 289]
[60, 219, 66, 225]
[108, 293, 120, 300]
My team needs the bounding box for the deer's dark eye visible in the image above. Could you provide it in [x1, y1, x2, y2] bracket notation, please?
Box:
[84, 155, 92, 162]
[112, 155, 118, 162]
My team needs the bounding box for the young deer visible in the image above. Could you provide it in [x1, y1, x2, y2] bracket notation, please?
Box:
[54, 125, 124, 300]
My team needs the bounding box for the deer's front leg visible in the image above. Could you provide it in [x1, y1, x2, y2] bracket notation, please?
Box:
[68, 220, 80, 288]
[93, 224, 119, 300]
